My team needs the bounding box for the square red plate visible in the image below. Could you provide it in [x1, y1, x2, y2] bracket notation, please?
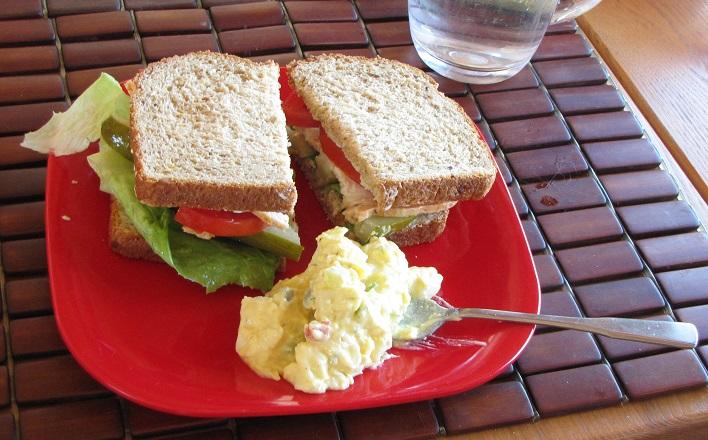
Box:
[45, 147, 539, 417]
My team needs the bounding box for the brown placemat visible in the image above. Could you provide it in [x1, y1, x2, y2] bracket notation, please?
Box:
[1, 1, 707, 439]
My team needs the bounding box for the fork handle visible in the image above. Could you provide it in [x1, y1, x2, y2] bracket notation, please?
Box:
[454, 308, 698, 349]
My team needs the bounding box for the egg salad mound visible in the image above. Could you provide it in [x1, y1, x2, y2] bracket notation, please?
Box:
[236, 227, 443, 394]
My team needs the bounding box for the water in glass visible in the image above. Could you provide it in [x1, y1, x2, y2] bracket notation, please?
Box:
[409, 0, 558, 83]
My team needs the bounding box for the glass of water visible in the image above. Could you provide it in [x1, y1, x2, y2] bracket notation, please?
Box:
[409, 0, 601, 84]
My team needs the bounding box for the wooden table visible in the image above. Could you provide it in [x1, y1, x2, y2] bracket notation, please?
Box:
[449, 2, 708, 438]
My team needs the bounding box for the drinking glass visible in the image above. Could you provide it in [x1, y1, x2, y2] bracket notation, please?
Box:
[409, 0, 602, 84]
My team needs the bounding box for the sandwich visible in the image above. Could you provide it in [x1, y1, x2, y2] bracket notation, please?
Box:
[279, 55, 496, 246]
[22, 51, 302, 292]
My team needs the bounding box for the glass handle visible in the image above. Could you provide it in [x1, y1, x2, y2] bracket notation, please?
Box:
[551, 0, 603, 25]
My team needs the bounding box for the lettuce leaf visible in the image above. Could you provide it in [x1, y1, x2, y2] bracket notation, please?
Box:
[22, 73, 130, 155]
[88, 146, 280, 292]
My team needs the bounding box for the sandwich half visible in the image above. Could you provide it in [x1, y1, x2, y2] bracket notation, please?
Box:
[122, 52, 302, 260]
[130, 53, 296, 214]
[23, 51, 302, 292]
[282, 55, 496, 246]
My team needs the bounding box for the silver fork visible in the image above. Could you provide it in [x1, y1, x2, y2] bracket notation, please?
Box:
[396, 298, 698, 348]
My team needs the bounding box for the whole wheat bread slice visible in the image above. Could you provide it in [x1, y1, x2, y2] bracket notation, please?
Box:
[109, 198, 161, 262]
[131, 51, 296, 213]
[287, 54, 496, 211]
[295, 157, 449, 247]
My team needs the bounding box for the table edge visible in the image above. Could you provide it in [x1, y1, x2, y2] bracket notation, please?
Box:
[445, 387, 708, 440]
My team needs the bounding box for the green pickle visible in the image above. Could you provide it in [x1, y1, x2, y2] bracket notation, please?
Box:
[237, 226, 304, 261]
[353, 216, 415, 244]
[101, 117, 132, 160]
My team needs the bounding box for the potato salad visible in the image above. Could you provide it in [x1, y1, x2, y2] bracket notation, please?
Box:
[236, 227, 442, 393]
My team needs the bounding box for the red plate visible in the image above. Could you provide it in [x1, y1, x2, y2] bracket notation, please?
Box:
[46, 147, 539, 417]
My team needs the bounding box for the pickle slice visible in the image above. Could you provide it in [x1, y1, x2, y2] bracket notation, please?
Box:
[236, 226, 303, 261]
[101, 117, 132, 160]
[352, 216, 415, 244]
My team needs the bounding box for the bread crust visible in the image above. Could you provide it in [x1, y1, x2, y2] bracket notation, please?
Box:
[388, 210, 449, 247]
[134, 177, 297, 213]
[295, 157, 449, 247]
[109, 198, 161, 262]
[131, 51, 297, 213]
[287, 54, 496, 211]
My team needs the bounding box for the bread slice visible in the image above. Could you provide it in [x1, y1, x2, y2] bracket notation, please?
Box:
[109, 198, 160, 262]
[295, 157, 449, 247]
[131, 51, 296, 213]
[287, 54, 496, 211]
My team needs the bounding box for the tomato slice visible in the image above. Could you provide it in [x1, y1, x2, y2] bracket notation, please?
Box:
[278, 66, 358, 182]
[119, 80, 130, 96]
[319, 131, 361, 184]
[175, 208, 266, 237]
[282, 92, 320, 127]
[278, 66, 293, 102]
[279, 66, 320, 127]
